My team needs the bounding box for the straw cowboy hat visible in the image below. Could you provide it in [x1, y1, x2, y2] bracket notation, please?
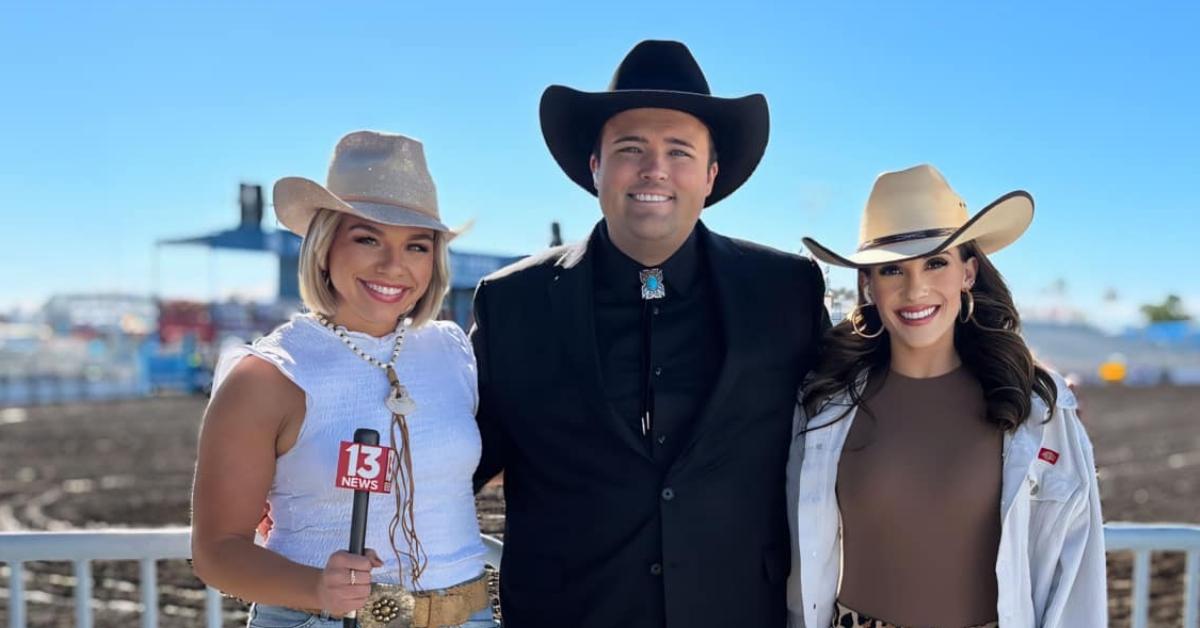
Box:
[273, 130, 463, 238]
[802, 164, 1033, 268]
[539, 39, 769, 207]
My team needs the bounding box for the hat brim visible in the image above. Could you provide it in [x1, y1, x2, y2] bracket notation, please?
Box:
[272, 177, 464, 239]
[803, 191, 1034, 268]
[539, 86, 769, 207]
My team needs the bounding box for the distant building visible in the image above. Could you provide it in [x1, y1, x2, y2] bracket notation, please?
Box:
[1122, 320, 1200, 350]
[1022, 320, 1200, 385]
[41, 294, 158, 337]
[442, 251, 524, 330]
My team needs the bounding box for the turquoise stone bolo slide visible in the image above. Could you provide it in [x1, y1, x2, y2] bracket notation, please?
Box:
[639, 268, 665, 300]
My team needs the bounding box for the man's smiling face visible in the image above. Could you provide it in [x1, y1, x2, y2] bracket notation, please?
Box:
[590, 107, 718, 264]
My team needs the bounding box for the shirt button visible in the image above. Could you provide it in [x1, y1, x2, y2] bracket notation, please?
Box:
[652, 306, 660, 316]
[661, 487, 675, 501]
[654, 366, 663, 376]
[649, 562, 663, 576]
[656, 433, 667, 445]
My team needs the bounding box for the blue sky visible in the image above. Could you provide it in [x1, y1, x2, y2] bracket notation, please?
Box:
[2, 1, 1196, 330]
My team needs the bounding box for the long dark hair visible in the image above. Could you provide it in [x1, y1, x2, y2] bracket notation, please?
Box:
[802, 241, 1056, 432]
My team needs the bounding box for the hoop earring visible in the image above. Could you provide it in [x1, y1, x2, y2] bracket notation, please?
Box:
[849, 303, 885, 339]
[959, 290, 975, 323]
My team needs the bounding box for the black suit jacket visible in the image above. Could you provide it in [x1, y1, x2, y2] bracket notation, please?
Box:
[470, 222, 828, 628]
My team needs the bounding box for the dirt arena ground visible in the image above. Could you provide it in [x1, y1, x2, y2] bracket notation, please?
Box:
[0, 385, 1197, 626]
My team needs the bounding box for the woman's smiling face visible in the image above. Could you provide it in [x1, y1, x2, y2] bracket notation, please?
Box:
[862, 246, 978, 356]
[326, 217, 435, 336]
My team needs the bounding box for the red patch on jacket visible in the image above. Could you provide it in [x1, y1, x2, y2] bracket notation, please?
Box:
[1038, 448, 1060, 465]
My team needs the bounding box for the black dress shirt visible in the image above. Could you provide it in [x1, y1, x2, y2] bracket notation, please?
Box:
[592, 222, 724, 464]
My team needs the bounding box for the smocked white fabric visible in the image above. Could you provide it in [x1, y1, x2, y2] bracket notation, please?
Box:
[212, 315, 485, 590]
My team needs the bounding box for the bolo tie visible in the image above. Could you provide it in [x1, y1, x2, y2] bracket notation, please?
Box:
[638, 268, 666, 437]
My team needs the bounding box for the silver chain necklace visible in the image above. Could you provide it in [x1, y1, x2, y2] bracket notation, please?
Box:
[314, 314, 417, 416]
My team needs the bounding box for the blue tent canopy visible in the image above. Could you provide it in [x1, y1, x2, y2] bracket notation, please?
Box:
[159, 227, 302, 256]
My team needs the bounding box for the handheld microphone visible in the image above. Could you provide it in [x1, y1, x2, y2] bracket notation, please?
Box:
[347, 428, 378, 558]
[335, 428, 394, 628]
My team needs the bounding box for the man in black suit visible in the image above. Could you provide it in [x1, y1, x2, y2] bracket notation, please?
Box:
[470, 40, 829, 627]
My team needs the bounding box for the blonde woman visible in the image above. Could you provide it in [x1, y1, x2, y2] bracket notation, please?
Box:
[787, 165, 1106, 627]
[191, 131, 495, 627]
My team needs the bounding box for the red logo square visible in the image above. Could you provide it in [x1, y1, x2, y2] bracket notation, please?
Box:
[335, 441, 394, 493]
[1038, 448, 1059, 465]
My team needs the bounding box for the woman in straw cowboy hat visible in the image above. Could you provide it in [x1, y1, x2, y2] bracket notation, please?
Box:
[191, 131, 496, 627]
[785, 165, 1106, 627]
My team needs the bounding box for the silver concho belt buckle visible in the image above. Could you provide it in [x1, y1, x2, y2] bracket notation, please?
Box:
[357, 583, 415, 628]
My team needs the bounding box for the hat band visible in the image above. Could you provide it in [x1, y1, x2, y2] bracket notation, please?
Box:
[858, 227, 957, 252]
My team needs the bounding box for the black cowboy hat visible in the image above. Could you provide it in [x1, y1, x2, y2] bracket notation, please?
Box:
[539, 40, 770, 207]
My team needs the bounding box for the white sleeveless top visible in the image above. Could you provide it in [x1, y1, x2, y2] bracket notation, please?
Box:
[212, 314, 486, 590]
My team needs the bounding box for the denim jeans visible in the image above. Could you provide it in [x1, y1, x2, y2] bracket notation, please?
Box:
[247, 603, 496, 628]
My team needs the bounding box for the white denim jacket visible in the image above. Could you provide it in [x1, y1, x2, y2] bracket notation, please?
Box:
[785, 372, 1107, 627]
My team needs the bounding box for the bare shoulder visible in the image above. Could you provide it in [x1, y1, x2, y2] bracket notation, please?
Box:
[204, 354, 304, 436]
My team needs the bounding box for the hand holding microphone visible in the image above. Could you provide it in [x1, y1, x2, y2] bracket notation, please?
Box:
[316, 548, 383, 617]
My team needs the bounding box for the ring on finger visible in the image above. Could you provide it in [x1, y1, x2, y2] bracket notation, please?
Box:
[349, 569, 357, 586]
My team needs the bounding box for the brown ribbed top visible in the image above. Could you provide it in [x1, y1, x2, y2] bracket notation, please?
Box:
[836, 366, 1002, 627]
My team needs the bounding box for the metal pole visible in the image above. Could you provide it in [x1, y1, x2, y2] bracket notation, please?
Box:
[1184, 550, 1198, 628]
[205, 586, 222, 628]
[1131, 550, 1150, 628]
[73, 559, 92, 628]
[8, 562, 26, 628]
[139, 558, 157, 628]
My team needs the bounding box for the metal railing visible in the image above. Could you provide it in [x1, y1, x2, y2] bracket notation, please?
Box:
[0, 529, 503, 628]
[1, 524, 1197, 627]
[1105, 523, 1200, 628]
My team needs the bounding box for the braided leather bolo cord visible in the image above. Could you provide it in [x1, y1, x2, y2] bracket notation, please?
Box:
[388, 409, 427, 588]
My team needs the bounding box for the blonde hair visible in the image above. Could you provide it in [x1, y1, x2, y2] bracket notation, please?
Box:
[297, 208, 451, 328]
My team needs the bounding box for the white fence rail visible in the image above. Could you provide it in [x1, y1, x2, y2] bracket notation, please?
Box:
[0, 529, 503, 628]
[1, 524, 1197, 627]
[1105, 523, 1200, 628]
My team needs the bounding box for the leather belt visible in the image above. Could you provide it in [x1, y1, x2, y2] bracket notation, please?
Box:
[297, 573, 490, 627]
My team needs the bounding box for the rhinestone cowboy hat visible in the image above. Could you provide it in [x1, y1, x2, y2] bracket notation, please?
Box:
[539, 39, 770, 207]
[273, 130, 466, 238]
[802, 164, 1034, 268]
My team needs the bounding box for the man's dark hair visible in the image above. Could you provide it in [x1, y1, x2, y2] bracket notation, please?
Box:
[591, 123, 719, 167]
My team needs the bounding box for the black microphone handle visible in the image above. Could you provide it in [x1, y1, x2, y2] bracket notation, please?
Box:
[345, 428, 379, 628]
[347, 428, 379, 555]
[348, 489, 371, 556]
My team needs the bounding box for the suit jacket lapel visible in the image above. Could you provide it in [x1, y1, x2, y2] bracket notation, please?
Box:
[548, 228, 653, 459]
[676, 223, 751, 463]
